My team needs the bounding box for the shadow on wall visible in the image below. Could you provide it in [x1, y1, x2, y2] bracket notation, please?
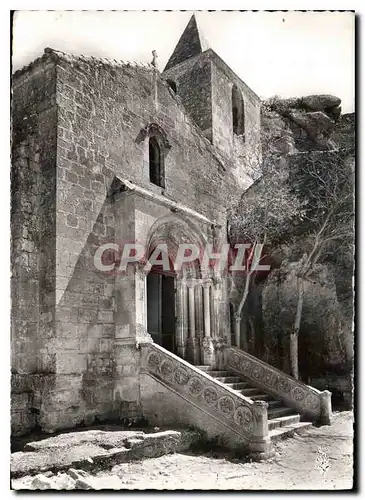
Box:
[42, 188, 144, 431]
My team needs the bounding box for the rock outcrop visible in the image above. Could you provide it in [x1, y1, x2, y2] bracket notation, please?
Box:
[243, 95, 354, 408]
[11, 427, 201, 480]
[262, 94, 343, 152]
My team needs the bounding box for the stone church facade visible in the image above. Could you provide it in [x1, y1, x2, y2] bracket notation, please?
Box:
[11, 16, 332, 456]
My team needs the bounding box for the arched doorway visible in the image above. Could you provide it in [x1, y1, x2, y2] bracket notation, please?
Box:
[144, 215, 215, 365]
[147, 260, 176, 353]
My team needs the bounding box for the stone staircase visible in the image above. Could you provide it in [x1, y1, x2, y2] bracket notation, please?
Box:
[196, 365, 312, 442]
[140, 342, 330, 457]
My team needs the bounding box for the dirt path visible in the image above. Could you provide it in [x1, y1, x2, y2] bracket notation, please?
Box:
[12, 411, 354, 490]
[95, 411, 354, 490]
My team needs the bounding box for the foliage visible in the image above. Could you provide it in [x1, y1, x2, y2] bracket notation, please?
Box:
[288, 149, 354, 257]
[228, 117, 354, 367]
[228, 125, 300, 343]
[229, 156, 300, 249]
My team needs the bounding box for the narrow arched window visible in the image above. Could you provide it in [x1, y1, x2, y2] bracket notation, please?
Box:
[166, 79, 177, 93]
[140, 123, 169, 189]
[232, 85, 245, 138]
[149, 137, 163, 187]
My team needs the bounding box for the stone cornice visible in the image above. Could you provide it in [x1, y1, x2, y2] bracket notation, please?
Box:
[114, 177, 221, 228]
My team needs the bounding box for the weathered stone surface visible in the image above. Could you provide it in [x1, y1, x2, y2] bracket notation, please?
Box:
[288, 110, 335, 139]
[11, 411, 354, 490]
[74, 478, 93, 489]
[13, 469, 123, 490]
[300, 94, 341, 111]
[11, 428, 201, 478]
[12, 40, 244, 434]
[262, 95, 345, 150]
[163, 47, 261, 187]
[24, 429, 145, 451]
[31, 474, 54, 490]
[11, 13, 353, 443]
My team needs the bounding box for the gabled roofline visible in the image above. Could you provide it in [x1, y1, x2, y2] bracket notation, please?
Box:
[163, 48, 261, 104]
[164, 13, 210, 72]
[13, 47, 229, 177]
[206, 49, 261, 103]
[13, 47, 155, 81]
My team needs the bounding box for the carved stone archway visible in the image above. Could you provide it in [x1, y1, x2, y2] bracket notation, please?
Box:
[145, 215, 215, 365]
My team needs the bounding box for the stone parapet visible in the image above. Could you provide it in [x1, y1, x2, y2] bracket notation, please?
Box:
[139, 342, 273, 458]
[225, 346, 332, 425]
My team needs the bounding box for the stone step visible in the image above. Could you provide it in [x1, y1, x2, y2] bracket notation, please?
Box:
[214, 376, 242, 383]
[239, 387, 262, 397]
[249, 393, 272, 401]
[225, 382, 251, 390]
[268, 407, 296, 419]
[267, 400, 283, 409]
[268, 413, 301, 430]
[191, 363, 311, 446]
[269, 421, 312, 442]
[207, 371, 231, 377]
[194, 364, 304, 439]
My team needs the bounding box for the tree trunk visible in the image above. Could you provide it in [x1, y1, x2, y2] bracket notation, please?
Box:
[248, 316, 255, 354]
[234, 273, 252, 348]
[233, 241, 264, 350]
[234, 314, 241, 348]
[290, 276, 305, 380]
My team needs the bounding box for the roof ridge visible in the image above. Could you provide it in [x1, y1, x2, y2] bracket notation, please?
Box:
[193, 12, 210, 51]
[13, 47, 155, 79]
[44, 47, 155, 69]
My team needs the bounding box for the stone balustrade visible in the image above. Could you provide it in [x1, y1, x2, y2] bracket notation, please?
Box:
[225, 347, 332, 425]
[139, 342, 274, 458]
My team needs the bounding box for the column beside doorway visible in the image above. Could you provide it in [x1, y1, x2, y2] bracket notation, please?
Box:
[201, 281, 215, 366]
[186, 282, 200, 364]
[175, 277, 188, 359]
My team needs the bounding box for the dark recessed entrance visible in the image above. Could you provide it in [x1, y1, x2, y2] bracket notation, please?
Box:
[147, 268, 176, 353]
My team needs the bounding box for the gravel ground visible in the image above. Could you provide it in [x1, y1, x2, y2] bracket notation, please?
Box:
[12, 411, 354, 491]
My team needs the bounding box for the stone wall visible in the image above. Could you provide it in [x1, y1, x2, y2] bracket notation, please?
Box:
[11, 60, 58, 435]
[211, 52, 261, 186]
[162, 57, 213, 141]
[11, 48, 239, 434]
[163, 49, 261, 191]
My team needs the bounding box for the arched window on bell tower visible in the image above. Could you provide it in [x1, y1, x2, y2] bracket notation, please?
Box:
[232, 84, 245, 139]
[166, 79, 177, 93]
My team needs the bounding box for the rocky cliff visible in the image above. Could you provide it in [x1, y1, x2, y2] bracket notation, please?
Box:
[244, 95, 354, 408]
[262, 94, 344, 153]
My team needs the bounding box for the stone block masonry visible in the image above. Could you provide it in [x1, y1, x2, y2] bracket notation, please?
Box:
[12, 59, 58, 435]
[163, 48, 261, 190]
[11, 12, 348, 449]
[11, 47, 241, 435]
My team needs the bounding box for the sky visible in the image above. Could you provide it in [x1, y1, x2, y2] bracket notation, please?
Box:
[12, 10, 355, 112]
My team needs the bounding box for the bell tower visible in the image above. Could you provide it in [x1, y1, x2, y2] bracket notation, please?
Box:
[163, 15, 213, 143]
[164, 14, 210, 71]
[163, 14, 261, 186]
